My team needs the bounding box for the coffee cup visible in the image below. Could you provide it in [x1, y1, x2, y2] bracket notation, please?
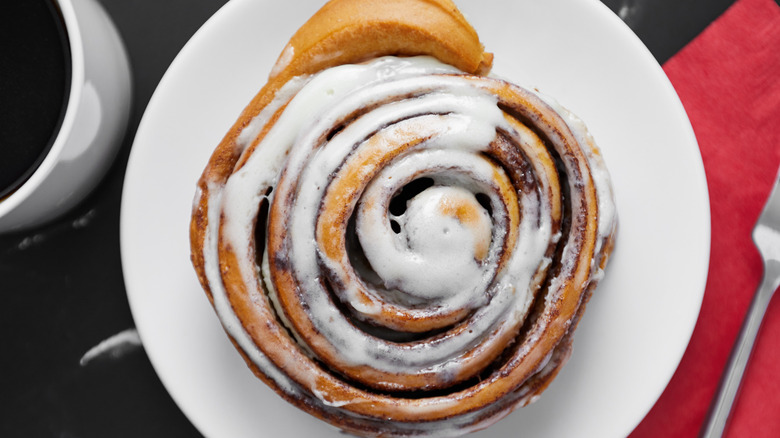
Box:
[0, 0, 131, 233]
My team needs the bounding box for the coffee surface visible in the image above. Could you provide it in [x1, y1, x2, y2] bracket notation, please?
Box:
[0, 0, 71, 199]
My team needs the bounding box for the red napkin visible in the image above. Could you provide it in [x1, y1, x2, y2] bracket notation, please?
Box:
[630, 0, 780, 436]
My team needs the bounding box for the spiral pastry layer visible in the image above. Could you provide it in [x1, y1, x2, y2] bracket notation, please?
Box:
[190, 53, 616, 436]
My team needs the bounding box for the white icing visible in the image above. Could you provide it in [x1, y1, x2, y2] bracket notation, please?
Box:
[196, 55, 618, 434]
[269, 44, 295, 79]
[262, 71, 550, 374]
[370, 183, 491, 300]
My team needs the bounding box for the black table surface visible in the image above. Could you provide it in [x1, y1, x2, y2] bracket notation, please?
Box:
[0, 0, 740, 436]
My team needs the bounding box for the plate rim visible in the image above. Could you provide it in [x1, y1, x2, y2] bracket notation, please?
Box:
[120, 0, 711, 436]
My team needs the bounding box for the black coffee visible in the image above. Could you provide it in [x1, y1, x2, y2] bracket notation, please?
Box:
[0, 0, 71, 199]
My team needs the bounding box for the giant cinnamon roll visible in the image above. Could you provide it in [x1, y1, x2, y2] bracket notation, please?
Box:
[190, 0, 617, 436]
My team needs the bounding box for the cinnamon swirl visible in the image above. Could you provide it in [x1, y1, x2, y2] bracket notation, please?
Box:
[190, 0, 617, 436]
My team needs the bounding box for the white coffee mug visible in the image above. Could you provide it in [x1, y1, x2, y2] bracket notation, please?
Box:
[0, 0, 131, 233]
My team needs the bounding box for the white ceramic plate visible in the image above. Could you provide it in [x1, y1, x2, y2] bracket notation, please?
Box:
[121, 0, 710, 437]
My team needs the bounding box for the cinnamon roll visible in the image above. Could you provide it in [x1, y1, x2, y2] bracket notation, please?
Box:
[190, 0, 617, 436]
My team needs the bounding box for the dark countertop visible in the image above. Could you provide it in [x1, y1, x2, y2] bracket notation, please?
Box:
[0, 0, 739, 436]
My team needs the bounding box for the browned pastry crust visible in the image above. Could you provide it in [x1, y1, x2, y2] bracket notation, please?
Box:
[191, 0, 493, 288]
[190, 0, 616, 436]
